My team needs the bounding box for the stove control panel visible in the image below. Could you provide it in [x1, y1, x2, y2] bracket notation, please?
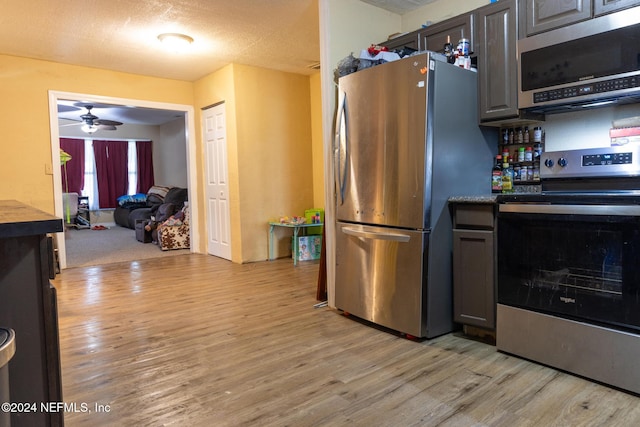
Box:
[541, 146, 640, 179]
[582, 152, 633, 166]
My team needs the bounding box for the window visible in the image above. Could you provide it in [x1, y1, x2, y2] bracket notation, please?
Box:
[82, 139, 138, 210]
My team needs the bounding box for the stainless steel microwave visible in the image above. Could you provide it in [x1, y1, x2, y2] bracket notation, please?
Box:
[518, 7, 640, 113]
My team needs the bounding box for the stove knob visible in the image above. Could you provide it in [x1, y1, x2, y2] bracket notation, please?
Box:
[544, 158, 554, 168]
[558, 158, 568, 167]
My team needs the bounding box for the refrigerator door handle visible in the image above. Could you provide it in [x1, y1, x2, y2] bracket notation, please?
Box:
[334, 93, 348, 205]
[341, 226, 411, 242]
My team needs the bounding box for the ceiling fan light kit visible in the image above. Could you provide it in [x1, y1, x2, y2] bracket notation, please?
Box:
[157, 33, 194, 52]
[81, 123, 99, 134]
[60, 104, 124, 134]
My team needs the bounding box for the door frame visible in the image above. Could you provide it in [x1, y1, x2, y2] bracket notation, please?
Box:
[48, 90, 200, 269]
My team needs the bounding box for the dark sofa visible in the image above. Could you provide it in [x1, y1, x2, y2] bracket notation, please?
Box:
[114, 186, 188, 229]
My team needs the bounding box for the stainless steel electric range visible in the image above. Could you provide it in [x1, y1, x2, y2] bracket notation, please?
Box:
[497, 144, 640, 395]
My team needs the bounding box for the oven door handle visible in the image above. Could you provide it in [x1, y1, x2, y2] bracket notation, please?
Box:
[499, 204, 640, 216]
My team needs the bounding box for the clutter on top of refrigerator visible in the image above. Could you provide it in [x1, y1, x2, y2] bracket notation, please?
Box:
[334, 42, 412, 81]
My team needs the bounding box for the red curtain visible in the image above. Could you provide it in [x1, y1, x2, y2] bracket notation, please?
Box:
[60, 138, 85, 194]
[93, 140, 128, 208]
[136, 140, 155, 193]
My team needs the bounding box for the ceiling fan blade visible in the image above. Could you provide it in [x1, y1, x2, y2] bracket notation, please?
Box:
[59, 123, 82, 128]
[97, 125, 117, 130]
[95, 119, 123, 126]
[57, 104, 82, 113]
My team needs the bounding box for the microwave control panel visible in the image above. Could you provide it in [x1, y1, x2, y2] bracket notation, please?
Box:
[533, 75, 640, 104]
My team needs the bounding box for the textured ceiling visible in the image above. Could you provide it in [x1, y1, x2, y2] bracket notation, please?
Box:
[359, 0, 438, 15]
[0, 0, 321, 82]
[1, 0, 429, 126]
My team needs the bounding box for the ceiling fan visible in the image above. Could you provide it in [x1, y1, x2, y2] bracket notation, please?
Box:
[60, 104, 123, 134]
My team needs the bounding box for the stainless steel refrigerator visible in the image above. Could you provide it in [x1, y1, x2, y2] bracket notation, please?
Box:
[334, 52, 495, 338]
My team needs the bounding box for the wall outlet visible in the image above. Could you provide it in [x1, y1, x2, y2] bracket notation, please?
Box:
[45, 162, 53, 175]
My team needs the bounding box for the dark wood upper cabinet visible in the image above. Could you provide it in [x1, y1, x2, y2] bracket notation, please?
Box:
[522, 0, 592, 36]
[594, 0, 640, 16]
[477, 0, 520, 123]
[419, 13, 474, 54]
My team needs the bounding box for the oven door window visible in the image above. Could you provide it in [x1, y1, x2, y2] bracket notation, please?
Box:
[498, 211, 640, 332]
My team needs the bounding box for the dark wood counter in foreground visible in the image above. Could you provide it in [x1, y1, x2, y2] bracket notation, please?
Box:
[0, 200, 64, 427]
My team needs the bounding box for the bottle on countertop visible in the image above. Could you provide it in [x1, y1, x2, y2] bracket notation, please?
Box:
[492, 155, 503, 193]
[502, 157, 514, 193]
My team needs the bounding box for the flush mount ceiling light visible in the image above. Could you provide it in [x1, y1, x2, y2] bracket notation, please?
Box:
[157, 33, 194, 52]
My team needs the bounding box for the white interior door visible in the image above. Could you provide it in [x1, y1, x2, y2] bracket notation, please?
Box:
[204, 103, 232, 260]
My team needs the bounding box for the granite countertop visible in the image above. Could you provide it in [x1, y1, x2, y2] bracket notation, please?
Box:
[0, 200, 63, 238]
[449, 185, 543, 204]
[448, 194, 498, 204]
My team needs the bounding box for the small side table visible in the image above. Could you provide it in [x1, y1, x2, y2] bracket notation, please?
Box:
[268, 222, 324, 266]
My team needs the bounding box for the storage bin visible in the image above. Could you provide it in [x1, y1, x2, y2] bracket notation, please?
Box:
[293, 235, 322, 261]
[304, 208, 324, 235]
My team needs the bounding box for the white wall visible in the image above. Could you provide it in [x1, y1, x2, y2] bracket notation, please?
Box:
[154, 117, 188, 187]
[401, 0, 490, 30]
[326, 0, 401, 76]
[541, 103, 640, 152]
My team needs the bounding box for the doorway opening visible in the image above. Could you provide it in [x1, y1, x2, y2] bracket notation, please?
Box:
[48, 91, 200, 269]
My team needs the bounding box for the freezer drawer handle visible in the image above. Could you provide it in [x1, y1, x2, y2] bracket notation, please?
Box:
[342, 226, 411, 242]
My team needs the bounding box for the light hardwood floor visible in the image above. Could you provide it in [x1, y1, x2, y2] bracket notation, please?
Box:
[54, 254, 640, 426]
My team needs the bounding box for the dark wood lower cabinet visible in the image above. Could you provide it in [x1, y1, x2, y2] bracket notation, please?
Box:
[0, 201, 64, 427]
[451, 202, 496, 330]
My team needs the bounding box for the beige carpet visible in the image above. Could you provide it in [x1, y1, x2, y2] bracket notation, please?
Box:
[64, 224, 189, 268]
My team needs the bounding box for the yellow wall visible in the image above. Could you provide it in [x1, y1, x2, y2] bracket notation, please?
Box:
[194, 64, 316, 263]
[0, 53, 320, 264]
[0, 54, 193, 214]
[193, 64, 242, 260]
[233, 65, 315, 262]
[310, 73, 325, 209]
